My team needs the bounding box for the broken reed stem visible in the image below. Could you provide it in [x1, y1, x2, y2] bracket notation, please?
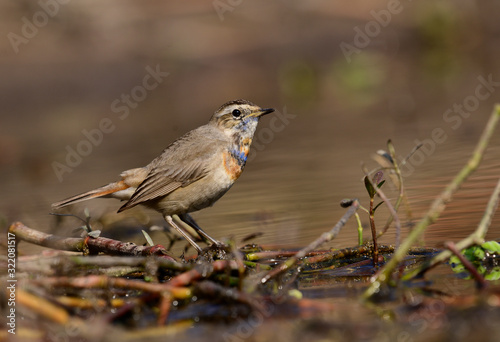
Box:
[260, 200, 359, 284]
[362, 104, 500, 301]
[403, 176, 500, 280]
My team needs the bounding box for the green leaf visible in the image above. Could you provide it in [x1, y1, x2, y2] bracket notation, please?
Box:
[481, 241, 500, 253]
[485, 269, 500, 281]
[364, 176, 376, 198]
[473, 246, 485, 260]
[87, 230, 101, 238]
[142, 230, 155, 246]
[377, 180, 386, 189]
[373, 201, 385, 212]
[372, 171, 384, 185]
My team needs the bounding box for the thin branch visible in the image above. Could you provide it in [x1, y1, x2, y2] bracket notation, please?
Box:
[9, 221, 176, 260]
[17, 288, 70, 324]
[167, 259, 240, 287]
[260, 200, 359, 284]
[38, 275, 192, 299]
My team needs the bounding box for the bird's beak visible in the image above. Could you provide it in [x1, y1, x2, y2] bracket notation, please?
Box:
[253, 108, 275, 117]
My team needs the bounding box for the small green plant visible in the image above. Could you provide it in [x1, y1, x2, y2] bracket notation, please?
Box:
[450, 241, 500, 280]
[364, 171, 386, 266]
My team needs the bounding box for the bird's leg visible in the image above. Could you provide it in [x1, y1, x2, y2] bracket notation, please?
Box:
[176, 213, 223, 246]
[164, 215, 202, 253]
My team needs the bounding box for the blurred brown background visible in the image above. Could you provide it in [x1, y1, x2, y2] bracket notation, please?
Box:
[1, 1, 499, 254]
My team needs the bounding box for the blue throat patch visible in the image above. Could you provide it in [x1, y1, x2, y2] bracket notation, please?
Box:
[236, 116, 258, 132]
[230, 148, 248, 166]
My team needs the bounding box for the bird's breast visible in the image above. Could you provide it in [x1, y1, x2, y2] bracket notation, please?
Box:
[223, 140, 251, 181]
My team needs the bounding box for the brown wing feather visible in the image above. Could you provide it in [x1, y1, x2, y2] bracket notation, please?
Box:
[118, 160, 207, 212]
[117, 126, 225, 212]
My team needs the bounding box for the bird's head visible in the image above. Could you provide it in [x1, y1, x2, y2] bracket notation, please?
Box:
[210, 99, 275, 138]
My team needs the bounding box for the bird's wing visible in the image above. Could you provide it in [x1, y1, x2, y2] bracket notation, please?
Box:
[118, 130, 224, 212]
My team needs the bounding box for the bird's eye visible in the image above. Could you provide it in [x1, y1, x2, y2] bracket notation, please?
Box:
[232, 109, 241, 118]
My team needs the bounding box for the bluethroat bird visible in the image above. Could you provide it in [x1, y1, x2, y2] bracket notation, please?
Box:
[52, 99, 275, 253]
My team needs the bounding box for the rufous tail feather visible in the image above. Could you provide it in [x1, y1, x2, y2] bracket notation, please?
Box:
[51, 181, 128, 209]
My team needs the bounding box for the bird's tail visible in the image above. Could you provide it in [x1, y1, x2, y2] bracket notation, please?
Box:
[51, 181, 129, 210]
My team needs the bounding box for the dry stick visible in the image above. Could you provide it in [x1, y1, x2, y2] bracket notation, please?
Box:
[67, 255, 188, 271]
[303, 245, 437, 265]
[39, 275, 192, 299]
[8, 221, 176, 260]
[17, 254, 188, 277]
[260, 200, 360, 284]
[17, 288, 70, 324]
[158, 292, 173, 326]
[403, 176, 500, 280]
[245, 250, 328, 261]
[194, 280, 263, 311]
[362, 104, 500, 301]
[167, 259, 240, 287]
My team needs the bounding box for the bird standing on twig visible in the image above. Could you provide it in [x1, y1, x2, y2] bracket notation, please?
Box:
[52, 99, 275, 253]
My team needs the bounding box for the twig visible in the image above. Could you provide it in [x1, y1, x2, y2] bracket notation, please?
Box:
[260, 200, 359, 284]
[16, 254, 188, 278]
[302, 244, 438, 265]
[245, 250, 328, 261]
[55, 295, 125, 309]
[167, 259, 240, 287]
[158, 292, 172, 326]
[9, 221, 175, 260]
[17, 288, 70, 324]
[362, 104, 500, 300]
[194, 280, 262, 310]
[38, 275, 192, 299]
[242, 261, 273, 270]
